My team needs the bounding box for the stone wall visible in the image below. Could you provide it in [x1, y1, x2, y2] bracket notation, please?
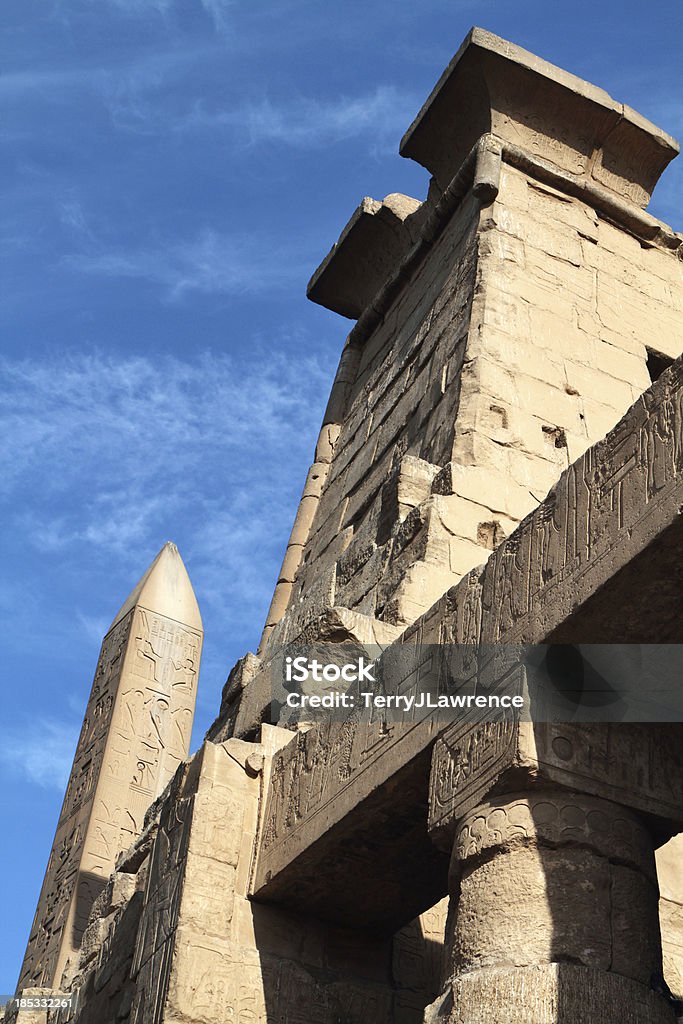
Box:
[284, 194, 481, 631]
[29, 734, 444, 1024]
[259, 147, 683, 657]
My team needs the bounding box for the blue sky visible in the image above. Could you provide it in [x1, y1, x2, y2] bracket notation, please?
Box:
[1, 0, 682, 993]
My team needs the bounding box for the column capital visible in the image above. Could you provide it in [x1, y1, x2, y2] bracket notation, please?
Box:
[429, 720, 683, 849]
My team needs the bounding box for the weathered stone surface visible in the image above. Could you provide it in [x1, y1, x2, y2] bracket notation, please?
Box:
[16, 543, 203, 993]
[427, 965, 675, 1023]
[400, 27, 678, 204]
[308, 194, 423, 319]
[205, 651, 262, 742]
[56, 735, 434, 1024]
[254, 40, 683, 681]
[247, 31, 683, 1005]
[265, 195, 481, 651]
[431, 784, 672, 1023]
[252, 350, 683, 928]
[429, 721, 683, 846]
[419, 779, 673, 1023]
[657, 836, 683, 999]
[13, 27, 683, 1024]
[393, 898, 448, 1019]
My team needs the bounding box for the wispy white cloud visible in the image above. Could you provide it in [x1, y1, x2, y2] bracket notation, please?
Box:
[59, 198, 99, 242]
[109, 84, 419, 147]
[0, 44, 196, 100]
[94, 0, 174, 12]
[198, 0, 234, 30]
[0, 22, 415, 152]
[77, 0, 234, 30]
[0, 347, 332, 634]
[76, 611, 112, 645]
[62, 225, 311, 298]
[0, 718, 78, 791]
[211, 86, 416, 148]
[0, 66, 94, 97]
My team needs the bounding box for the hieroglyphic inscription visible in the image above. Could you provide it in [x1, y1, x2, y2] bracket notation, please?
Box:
[110, 607, 199, 807]
[481, 360, 683, 641]
[429, 721, 683, 842]
[18, 604, 202, 991]
[18, 611, 133, 990]
[127, 737, 397, 1024]
[428, 721, 517, 844]
[259, 709, 440, 866]
[257, 573, 485, 876]
[255, 361, 683, 894]
[533, 722, 683, 820]
[130, 771, 193, 1024]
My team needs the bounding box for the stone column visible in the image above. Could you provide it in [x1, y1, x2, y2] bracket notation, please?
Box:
[427, 722, 683, 1023]
[443, 791, 670, 1022]
[657, 836, 683, 1000]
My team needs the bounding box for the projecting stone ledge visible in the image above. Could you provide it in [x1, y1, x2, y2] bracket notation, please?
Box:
[307, 193, 422, 319]
[400, 26, 679, 207]
[306, 30, 679, 326]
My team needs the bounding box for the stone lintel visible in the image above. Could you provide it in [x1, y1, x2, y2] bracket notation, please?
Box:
[428, 719, 683, 851]
[207, 606, 404, 743]
[400, 27, 679, 208]
[307, 193, 422, 319]
[253, 738, 448, 931]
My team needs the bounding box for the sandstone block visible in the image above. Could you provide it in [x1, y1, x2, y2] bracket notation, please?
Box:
[432, 462, 538, 522]
[563, 358, 640, 409]
[308, 194, 422, 319]
[435, 964, 675, 1023]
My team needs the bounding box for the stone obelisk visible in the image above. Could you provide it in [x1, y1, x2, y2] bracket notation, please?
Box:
[17, 542, 203, 992]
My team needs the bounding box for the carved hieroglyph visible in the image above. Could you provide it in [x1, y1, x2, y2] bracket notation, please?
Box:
[9, 26, 683, 1024]
[125, 738, 398, 1024]
[253, 352, 683, 914]
[258, 27, 683, 657]
[17, 543, 203, 992]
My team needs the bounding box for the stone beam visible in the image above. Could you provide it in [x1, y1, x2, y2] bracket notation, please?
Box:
[251, 353, 683, 930]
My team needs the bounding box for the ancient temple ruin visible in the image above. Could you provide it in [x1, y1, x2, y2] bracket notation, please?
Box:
[7, 27, 683, 1024]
